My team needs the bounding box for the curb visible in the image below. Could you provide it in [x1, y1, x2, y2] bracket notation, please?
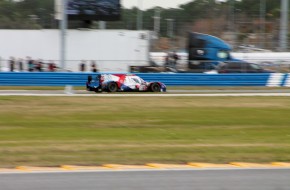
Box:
[1, 162, 290, 173]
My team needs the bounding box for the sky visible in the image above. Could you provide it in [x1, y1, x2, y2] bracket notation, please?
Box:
[122, 0, 194, 10]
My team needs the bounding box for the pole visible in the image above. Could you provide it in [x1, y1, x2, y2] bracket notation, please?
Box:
[166, 19, 174, 38]
[166, 19, 174, 49]
[280, 0, 289, 51]
[137, 0, 143, 30]
[232, 0, 235, 31]
[228, 0, 235, 31]
[153, 8, 161, 39]
[60, 0, 67, 71]
[260, 0, 266, 48]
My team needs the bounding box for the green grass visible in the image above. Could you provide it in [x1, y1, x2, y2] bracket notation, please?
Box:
[0, 96, 290, 167]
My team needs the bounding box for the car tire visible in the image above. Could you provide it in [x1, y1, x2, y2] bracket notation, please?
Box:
[150, 83, 161, 92]
[107, 82, 118, 92]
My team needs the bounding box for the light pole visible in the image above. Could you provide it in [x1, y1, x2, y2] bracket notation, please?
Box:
[166, 19, 174, 49]
[137, 0, 143, 30]
[280, 0, 289, 51]
[227, 0, 235, 31]
[60, 0, 67, 71]
[166, 19, 174, 38]
[260, 0, 266, 48]
[153, 8, 161, 39]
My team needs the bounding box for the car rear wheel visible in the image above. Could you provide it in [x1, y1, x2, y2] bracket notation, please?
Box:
[150, 83, 161, 92]
[108, 82, 118, 92]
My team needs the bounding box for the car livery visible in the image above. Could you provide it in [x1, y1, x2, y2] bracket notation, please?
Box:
[86, 74, 166, 92]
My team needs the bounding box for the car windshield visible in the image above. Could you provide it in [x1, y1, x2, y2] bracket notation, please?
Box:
[131, 77, 145, 84]
[132, 78, 140, 83]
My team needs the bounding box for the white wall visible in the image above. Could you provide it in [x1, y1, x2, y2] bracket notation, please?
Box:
[150, 52, 290, 66]
[0, 29, 150, 72]
[231, 52, 290, 65]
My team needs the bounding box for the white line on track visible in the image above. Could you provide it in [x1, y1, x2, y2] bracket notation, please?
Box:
[1, 93, 290, 97]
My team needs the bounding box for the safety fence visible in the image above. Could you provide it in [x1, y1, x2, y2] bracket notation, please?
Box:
[0, 72, 289, 87]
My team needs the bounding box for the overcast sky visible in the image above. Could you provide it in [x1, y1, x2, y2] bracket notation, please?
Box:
[122, 0, 194, 10]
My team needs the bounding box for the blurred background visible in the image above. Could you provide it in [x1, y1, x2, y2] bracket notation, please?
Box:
[1, 0, 290, 73]
[0, 0, 286, 51]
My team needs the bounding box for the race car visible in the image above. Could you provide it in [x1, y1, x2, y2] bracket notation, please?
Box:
[86, 74, 166, 92]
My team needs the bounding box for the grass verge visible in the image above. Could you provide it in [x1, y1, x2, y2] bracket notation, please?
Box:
[0, 96, 290, 167]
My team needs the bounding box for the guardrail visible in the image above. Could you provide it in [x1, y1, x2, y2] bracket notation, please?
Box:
[0, 72, 289, 87]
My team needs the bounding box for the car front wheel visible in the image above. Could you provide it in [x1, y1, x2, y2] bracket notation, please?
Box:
[150, 83, 161, 92]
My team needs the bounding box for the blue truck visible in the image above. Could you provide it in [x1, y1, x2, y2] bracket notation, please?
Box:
[138, 32, 272, 73]
[188, 32, 234, 62]
[187, 32, 237, 71]
[187, 32, 272, 73]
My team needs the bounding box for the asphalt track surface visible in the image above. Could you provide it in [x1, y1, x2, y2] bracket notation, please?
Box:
[0, 169, 290, 190]
[1, 89, 290, 96]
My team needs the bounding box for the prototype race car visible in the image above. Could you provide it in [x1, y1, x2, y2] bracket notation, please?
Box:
[86, 74, 166, 92]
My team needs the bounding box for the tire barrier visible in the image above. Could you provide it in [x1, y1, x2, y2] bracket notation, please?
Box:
[0, 72, 289, 87]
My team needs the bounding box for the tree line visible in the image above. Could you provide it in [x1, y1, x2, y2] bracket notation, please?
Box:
[0, 0, 281, 29]
[0, 0, 284, 49]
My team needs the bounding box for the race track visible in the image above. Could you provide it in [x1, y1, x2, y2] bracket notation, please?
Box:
[1, 169, 290, 190]
[1, 89, 290, 96]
